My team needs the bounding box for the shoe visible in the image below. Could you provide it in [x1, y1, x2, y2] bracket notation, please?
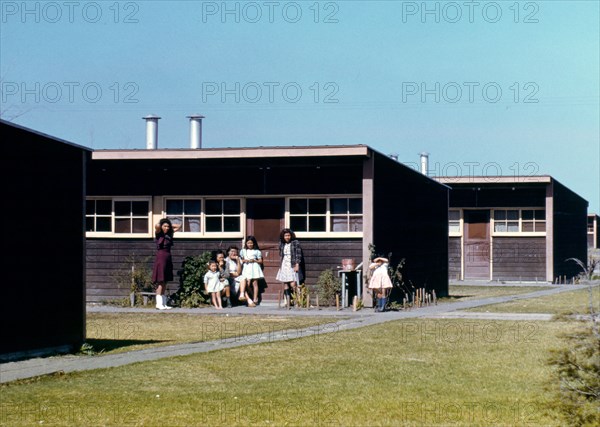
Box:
[226, 298, 232, 308]
[239, 294, 247, 301]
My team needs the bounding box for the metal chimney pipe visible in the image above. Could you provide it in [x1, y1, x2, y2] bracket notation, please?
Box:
[187, 114, 205, 149]
[389, 153, 399, 161]
[419, 152, 429, 175]
[143, 115, 161, 149]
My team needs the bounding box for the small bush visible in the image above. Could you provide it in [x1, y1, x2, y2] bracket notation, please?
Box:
[171, 252, 212, 308]
[315, 269, 340, 306]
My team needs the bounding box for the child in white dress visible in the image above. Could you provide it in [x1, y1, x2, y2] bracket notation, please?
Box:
[368, 257, 393, 312]
[239, 236, 263, 307]
[204, 260, 223, 309]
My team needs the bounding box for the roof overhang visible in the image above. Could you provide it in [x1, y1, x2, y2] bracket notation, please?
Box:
[92, 145, 370, 160]
[435, 176, 552, 185]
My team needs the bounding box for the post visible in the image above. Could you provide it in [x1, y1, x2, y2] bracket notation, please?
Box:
[336, 294, 340, 311]
[278, 289, 282, 309]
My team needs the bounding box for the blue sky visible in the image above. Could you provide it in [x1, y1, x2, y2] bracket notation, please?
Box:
[1, 0, 598, 211]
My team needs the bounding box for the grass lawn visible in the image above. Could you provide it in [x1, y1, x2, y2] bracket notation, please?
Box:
[463, 284, 600, 315]
[445, 285, 553, 302]
[2, 318, 574, 426]
[86, 313, 344, 354]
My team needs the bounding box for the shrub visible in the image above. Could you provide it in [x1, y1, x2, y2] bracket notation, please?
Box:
[171, 252, 213, 308]
[315, 269, 340, 306]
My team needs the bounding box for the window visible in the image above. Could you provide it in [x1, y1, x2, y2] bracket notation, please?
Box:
[289, 197, 362, 234]
[493, 209, 545, 233]
[494, 210, 519, 232]
[164, 198, 242, 234]
[114, 201, 150, 234]
[86, 199, 112, 232]
[205, 199, 241, 233]
[86, 198, 151, 235]
[166, 199, 202, 232]
[330, 198, 363, 232]
[522, 209, 546, 232]
[449, 210, 461, 233]
[588, 217, 595, 233]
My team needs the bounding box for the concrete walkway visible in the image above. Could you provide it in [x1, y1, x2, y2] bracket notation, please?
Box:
[1, 284, 593, 384]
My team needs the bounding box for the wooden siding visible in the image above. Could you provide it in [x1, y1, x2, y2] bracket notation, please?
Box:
[3, 121, 89, 357]
[448, 237, 461, 280]
[552, 180, 588, 280]
[86, 239, 361, 302]
[372, 153, 449, 297]
[492, 237, 546, 281]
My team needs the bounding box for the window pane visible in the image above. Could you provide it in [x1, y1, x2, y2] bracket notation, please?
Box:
[330, 199, 347, 215]
[535, 222, 546, 232]
[86, 200, 95, 215]
[205, 200, 222, 215]
[224, 217, 240, 232]
[449, 211, 460, 221]
[132, 218, 148, 233]
[86, 217, 95, 231]
[522, 222, 534, 232]
[131, 201, 148, 216]
[184, 200, 201, 215]
[522, 210, 534, 220]
[96, 217, 111, 232]
[114, 201, 130, 216]
[537, 210, 545, 220]
[97, 200, 111, 215]
[507, 210, 519, 220]
[449, 223, 460, 233]
[494, 210, 506, 221]
[290, 216, 307, 232]
[494, 223, 506, 232]
[349, 198, 362, 214]
[309, 199, 327, 214]
[223, 199, 240, 215]
[167, 216, 183, 228]
[330, 216, 348, 232]
[184, 217, 201, 232]
[115, 218, 131, 233]
[290, 199, 307, 214]
[309, 216, 326, 232]
[507, 221, 519, 232]
[206, 217, 222, 232]
[349, 216, 363, 232]
[166, 200, 184, 215]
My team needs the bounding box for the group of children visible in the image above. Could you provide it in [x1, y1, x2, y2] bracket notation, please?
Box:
[203, 236, 264, 309]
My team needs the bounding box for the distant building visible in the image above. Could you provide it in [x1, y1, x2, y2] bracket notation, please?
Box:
[588, 214, 600, 249]
[435, 176, 588, 282]
[86, 141, 449, 305]
[1, 120, 90, 361]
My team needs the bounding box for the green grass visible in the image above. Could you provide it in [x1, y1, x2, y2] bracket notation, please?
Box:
[86, 313, 343, 354]
[463, 284, 600, 315]
[445, 285, 553, 302]
[2, 318, 574, 426]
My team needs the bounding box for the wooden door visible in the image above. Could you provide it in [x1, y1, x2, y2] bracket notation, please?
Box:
[246, 198, 285, 299]
[463, 210, 490, 280]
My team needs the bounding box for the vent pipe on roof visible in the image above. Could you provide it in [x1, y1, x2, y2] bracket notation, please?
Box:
[188, 114, 204, 149]
[419, 152, 429, 175]
[143, 115, 161, 149]
[389, 153, 399, 161]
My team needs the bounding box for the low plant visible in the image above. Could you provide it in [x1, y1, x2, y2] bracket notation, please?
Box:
[547, 286, 600, 426]
[171, 252, 212, 308]
[315, 269, 341, 306]
[112, 254, 154, 294]
[292, 283, 309, 308]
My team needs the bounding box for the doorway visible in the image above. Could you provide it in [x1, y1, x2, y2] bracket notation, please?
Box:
[246, 198, 285, 299]
[463, 210, 490, 280]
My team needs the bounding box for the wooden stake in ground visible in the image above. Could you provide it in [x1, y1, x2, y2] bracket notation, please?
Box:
[278, 289, 282, 309]
[316, 294, 319, 309]
[432, 289, 437, 305]
[336, 294, 340, 311]
[352, 295, 358, 311]
[306, 290, 310, 309]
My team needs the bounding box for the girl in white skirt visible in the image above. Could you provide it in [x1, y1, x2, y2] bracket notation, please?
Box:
[239, 236, 263, 307]
[204, 260, 224, 309]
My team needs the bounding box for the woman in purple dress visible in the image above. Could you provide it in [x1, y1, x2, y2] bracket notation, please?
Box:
[152, 218, 181, 310]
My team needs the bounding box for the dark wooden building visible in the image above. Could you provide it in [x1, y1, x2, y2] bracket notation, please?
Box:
[436, 176, 588, 282]
[86, 146, 449, 305]
[1, 120, 90, 361]
[588, 214, 599, 249]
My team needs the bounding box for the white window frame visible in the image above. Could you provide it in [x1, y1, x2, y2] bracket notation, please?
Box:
[491, 208, 546, 236]
[86, 197, 153, 238]
[449, 209, 462, 236]
[163, 196, 244, 238]
[286, 196, 363, 238]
